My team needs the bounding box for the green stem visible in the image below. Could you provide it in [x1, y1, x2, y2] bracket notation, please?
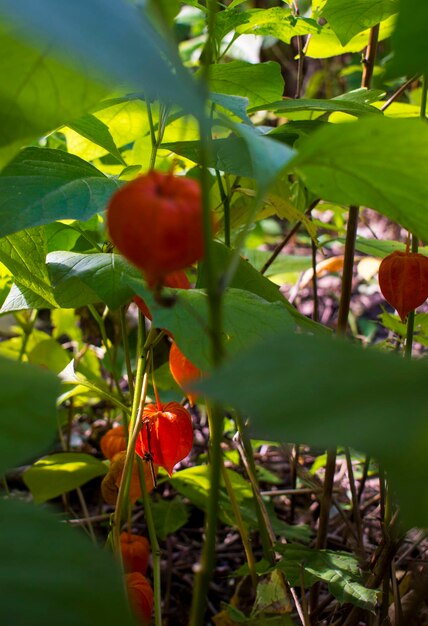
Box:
[136, 456, 162, 626]
[215, 170, 231, 247]
[119, 306, 134, 402]
[405, 235, 418, 358]
[221, 463, 257, 588]
[112, 368, 149, 550]
[189, 403, 224, 626]
[17, 309, 38, 362]
[88, 305, 124, 399]
[233, 411, 275, 565]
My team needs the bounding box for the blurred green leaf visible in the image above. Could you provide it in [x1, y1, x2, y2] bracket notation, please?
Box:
[23, 453, 108, 503]
[27, 338, 72, 374]
[0, 357, 60, 474]
[0, 0, 205, 120]
[198, 331, 428, 526]
[0, 23, 107, 164]
[390, 0, 428, 76]
[0, 499, 137, 626]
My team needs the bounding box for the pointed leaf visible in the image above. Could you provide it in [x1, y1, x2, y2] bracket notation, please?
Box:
[322, 0, 399, 45]
[292, 117, 428, 243]
[0, 147, 119, 238]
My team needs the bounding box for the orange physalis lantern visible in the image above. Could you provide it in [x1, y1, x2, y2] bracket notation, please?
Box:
[378, 250, 428, 321]
[169, 341, 203, 406]
[126, 572, 154, 624]
[107, 171, 204, 289]
[100, 424, 127, 460]
[120, 532, 150, 574]
[135, 402, 193, 475]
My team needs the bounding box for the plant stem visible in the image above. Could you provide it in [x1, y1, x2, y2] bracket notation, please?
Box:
[215, 170, 231, 247]
[221, 463, 258, 588]
[361, 24, 379, 89]
[88, 304, 124, 399]
[189, 402, 224, 626]
[337, 24, 379, 334]
[311, 237, 319, 322]
[233, 412, 276, 565]
[292, 1, 305, 99]
[381, 74, 420, 111]
[405, 235, 419, 358]
[260, 202, 318, 275]
[17, 309, 38, 361]
[136, 456, 162, 626]
[310, 447, 336, 613]
[112, 368, 150, 549]
[345, 447, 364, 557]
[120, 306, 134, 401]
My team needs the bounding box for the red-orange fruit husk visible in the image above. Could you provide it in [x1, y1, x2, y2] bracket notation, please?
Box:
[169, 341, 203, 406]
[133, 270, 190, 321]
[135, 402, 193, 475]
[107, 171, 204, 288]
[120, 532, 150, 574]
[100, 424, 127, 460]
[126, 572, 154, 624]
[378, 250, 428, 321]
[101, 451, 157, 505]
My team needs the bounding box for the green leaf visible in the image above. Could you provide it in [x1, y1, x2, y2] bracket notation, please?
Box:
[390, 0, 428, 76]
[0, 23, 107, 164]
[47, 252, 141, 310]
[0, 499, 137, 626]
[68, 114, 126, 165]
[0, 0, 205, 120]
[1, 273, 100, 313]
[248, 98, 382, 117]
[151, 497, 190, 540]
[0, 147, 119, 238]
[198, 241, 328, 335]
[198, 331, 428, 526]
[23, 453, 108, 504]
[163, 125, 295, 198]
[204, 61, 284, 109]
[27, 338, 72, 374]
[210, 92, 252, 124]
[0, 227, 56, 306]
[125, 278, 295, 371]
[170, 466, 256, 528]
[0, 357, 60, 474]
[322, 0, 399, 45]
[275, 544, 377, 610]
[292, 117, 428, 243]
[233, 7, 320, 44]
[305, 15, 395, 59]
